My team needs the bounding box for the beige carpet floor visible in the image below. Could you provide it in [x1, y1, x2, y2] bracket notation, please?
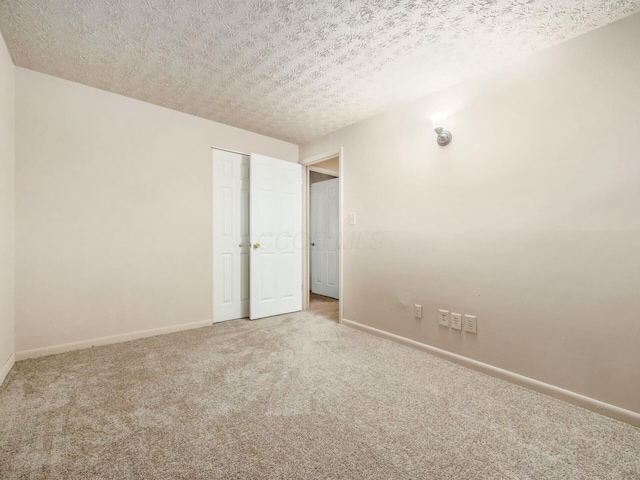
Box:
[1, 308, 639, 479]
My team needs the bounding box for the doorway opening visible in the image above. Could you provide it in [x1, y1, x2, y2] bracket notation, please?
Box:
[301, 149, 343, 324]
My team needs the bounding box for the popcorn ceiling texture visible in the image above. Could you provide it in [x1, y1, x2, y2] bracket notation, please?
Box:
[1, 308, 639, 479]
[1, 0, 639, 143]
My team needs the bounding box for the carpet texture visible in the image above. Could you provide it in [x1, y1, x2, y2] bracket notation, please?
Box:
[1, 308, 639, 479]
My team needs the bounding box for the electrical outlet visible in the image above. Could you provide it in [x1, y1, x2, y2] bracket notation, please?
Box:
[438, 309, 450, 327]
[451, 313, 462, 330]
[464, 315, 477, 334]
[414, 304, 422, 319]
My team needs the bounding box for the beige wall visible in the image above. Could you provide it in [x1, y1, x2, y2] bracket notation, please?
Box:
[309, 171, 337, 185]
[14, 68, 297, 352]
[312, 156, 339, 174]
[300, 13, 640, 413]
[0, 33, 14, 370]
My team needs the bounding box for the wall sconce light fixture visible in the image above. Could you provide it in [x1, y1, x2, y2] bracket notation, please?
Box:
[430, 112, 452, 146]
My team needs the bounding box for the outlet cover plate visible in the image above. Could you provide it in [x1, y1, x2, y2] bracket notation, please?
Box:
[438, 309, 450, 327]
[414, 304, 422, 319]
[464, 315, 477, 334]
[451, 313, 462, 330]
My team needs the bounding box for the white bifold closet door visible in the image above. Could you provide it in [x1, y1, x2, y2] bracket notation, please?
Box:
[249, 153, 302, 320]
[213, 149, 250, 323]
[213, 150, 302, 322]
[310, 177, 339, 299]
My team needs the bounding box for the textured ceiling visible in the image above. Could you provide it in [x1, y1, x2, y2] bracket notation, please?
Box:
[1, 1, 639, 144]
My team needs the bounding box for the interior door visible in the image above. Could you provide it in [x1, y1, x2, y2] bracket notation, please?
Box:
[213, 149, 250, 322]
[250, 153, 302, 320]
[310, 178, 340, 299]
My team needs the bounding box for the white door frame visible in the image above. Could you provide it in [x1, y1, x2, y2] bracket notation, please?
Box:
[300, 148, 344, 324]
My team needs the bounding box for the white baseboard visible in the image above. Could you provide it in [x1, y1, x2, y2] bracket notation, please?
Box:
[15, 319, 213, 361]
[0, 353, 16, 387]
[342, 318, 640, 428]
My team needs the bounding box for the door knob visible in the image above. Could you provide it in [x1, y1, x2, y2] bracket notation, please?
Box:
[239, 243, 244, 247]
[253, 243, 260, 249]
[311, 242, 315, 246]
